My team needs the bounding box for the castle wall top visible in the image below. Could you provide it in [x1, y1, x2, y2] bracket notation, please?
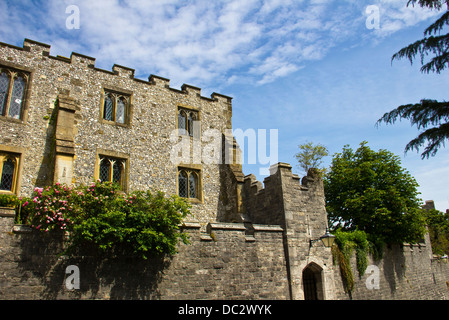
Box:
[0, 38, 232, 103]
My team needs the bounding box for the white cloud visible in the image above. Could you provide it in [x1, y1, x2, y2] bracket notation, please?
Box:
[0, 0, 443, 89]
[370, 0, 441, 37]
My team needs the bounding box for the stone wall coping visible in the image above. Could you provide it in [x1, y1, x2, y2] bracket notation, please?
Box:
[207, 222, 246, 231]
[179, 222, 202, 229]
[252, 224, 284, 232]
[12, 224, 33, 234]
[0, 207, 16, 217]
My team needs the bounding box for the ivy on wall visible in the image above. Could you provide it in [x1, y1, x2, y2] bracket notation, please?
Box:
[331, 229, 378, 296]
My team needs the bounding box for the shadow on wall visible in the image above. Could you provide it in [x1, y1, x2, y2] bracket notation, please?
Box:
[383, 244, 406, 295]
[17, 231, 171, 299]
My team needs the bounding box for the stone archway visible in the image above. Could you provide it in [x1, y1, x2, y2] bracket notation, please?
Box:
[302, 263, 324, 300]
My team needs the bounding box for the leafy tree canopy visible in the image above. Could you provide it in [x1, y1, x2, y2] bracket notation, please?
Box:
[324, 142, 427, 244]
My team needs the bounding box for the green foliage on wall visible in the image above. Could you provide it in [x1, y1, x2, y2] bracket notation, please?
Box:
[331, 229, 375, 296]
[0, 193, 19, 208]
[17, 181, 191, 259]
[425, 209, 449, 256]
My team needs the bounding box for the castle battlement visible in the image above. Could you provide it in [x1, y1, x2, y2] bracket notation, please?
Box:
[1, 38, 448, 301]
[0, 38, 232, 103]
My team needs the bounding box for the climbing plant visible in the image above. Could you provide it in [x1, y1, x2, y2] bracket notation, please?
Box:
[18, 181, 192, 259]
[331, 229, 372, 296]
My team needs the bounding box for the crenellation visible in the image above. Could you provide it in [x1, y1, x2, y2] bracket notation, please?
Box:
[181, 83, 201, 96]
[23, 38, 51, 56]
[0, 38, 448, 300]
[112, 64, 135, 79]
[70, 52, 96, 67]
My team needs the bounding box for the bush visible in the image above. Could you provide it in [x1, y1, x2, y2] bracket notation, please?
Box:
[21, 181, 191, 259]
[0, 193, 19, 208]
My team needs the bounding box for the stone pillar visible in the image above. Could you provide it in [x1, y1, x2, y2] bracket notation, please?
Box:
[53, 95, 78, 185]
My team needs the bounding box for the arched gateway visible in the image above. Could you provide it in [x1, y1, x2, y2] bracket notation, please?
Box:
[302, 263, 324, 300]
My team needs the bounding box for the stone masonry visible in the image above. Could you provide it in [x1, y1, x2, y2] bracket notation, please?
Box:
[0, 39, 448, 300]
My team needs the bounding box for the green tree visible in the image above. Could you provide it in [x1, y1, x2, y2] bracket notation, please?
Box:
[295, 142, 329, 176]
[424, 208, 449, 255]
[377, 0, 449, 159]
[324, 142, 427, 244]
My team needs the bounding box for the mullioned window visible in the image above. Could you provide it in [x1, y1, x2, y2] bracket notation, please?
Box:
[0, 67, 29, 120]
[100, 89, 131, 126]
[0, 152, 20, 194]
[178, 167, 201, 200]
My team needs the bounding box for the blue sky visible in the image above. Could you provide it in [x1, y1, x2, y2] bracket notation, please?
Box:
[1, 0, 448, 211]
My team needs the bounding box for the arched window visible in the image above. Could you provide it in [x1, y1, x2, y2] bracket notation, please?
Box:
[188, 112, 195, 137]
[112, 160, 123, 184]
[178, 107, 199, 137]
[102, 90, 130, 125]
[9, 75, 26, 119]
[189, 172, 197, 199]
[0, 68, 29, 120]
[0, 71, 10, 116]
[178, 170, 188, 198]
[116, 97, 126, 124]
[178, 109, 187, 134]
[178, 168, 200, 200]
[0, 158, 15, 191]
[103, 94, 114, 121]
[0, 152, 20, 194]
[98, 155, 127, 190]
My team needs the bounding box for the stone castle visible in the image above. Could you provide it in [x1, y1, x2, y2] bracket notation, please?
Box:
[0, 39, 448, 300]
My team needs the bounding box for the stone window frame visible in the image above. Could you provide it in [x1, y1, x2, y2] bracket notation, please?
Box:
[0, 62, 33, 124]
[94, 148, 129, 192]
[0, 145, 25, 196]
[99, 86, 133, 127]
[177, 105, 200, 139]
[177, 164, 203, 203]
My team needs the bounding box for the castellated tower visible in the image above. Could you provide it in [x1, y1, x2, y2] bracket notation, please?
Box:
[0, 39, 336, 300]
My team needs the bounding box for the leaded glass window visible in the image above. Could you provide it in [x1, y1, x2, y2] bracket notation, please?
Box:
[112, 160, 122, 183]
[98, 156, 126, 190]
[102, 90, 130, 124]
[178, 168, 200, 200]
[8, 75, 25, 119]
[0, 158, 15, 191]
[0, 71, 10, 116]
[0, 67, 29, 120]
[0, 153, 20, 193]
[99, 158, 111, 182]
[103, 94, 114, 121]
[178, 108, 199, 137]
[178, 170, 188, 198]
[116, 98, 125, 124]
[188, 172, 197, 199]
[178, 109, 187, 132]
